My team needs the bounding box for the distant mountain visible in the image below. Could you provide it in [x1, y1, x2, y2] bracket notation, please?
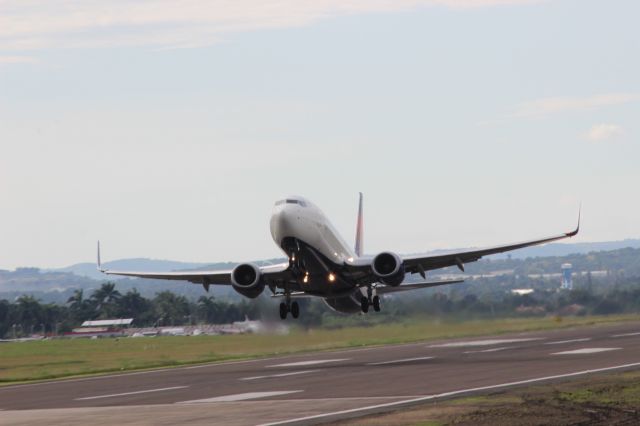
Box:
[2, 239, 638, 304]
[52, 258, 211, 281]
[43, 239, 640, 280]
[489, 239, 640, 260]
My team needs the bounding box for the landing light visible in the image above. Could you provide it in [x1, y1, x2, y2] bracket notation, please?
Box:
[328, 273, 336, 283]
[303, 273, 309, 284]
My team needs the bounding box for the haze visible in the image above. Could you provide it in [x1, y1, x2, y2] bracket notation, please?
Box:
[1, 0, 638, 269]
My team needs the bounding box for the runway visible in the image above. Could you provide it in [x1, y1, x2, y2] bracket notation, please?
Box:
[2, 321, 640, 425]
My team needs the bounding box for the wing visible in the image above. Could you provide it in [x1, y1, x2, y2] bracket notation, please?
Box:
[96, 242, 290, 287]
[403, 215, 580, 276]
[101, 268, 232, 284]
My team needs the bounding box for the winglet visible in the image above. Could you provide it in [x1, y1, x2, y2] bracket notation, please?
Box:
[354, 192, 364, 257]
[97, 241, 105, 273]
[565, 204, 581, 237]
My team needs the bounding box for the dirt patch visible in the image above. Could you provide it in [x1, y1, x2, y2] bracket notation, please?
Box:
[331, 371, 640, 426]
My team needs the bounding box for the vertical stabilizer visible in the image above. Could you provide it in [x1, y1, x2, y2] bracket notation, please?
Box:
[354, 192, 364, 257]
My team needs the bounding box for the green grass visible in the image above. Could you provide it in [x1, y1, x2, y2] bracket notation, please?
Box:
[334, 370, 640, 425]
[557, 370, 640, 406]
[1, 314, 639, 385]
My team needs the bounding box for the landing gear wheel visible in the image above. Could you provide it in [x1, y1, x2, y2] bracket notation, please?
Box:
[279, 302, 288, 320]
[373, 295, 381, 312]
[360, 296, 370, 313]
[291, 301, 300, 319]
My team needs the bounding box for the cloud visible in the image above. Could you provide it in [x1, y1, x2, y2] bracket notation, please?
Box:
[0, 0, 546, 51]
[585, 123, 623, 142]
[0, 55, 38, 65]
[510, 93, 640, 119]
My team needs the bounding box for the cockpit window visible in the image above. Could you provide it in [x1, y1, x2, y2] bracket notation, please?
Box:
[285, 199, 306, 207]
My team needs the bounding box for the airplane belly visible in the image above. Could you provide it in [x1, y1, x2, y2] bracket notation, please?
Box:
[323, 291, 362, 314]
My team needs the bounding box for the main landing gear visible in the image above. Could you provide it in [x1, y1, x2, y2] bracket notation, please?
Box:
[360, 287, 381, 313]
[279, 299, 300, 320]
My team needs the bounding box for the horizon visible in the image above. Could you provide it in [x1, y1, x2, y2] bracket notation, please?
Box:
[3, 236, 639, 271]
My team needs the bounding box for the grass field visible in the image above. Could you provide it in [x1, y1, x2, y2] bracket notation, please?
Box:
[1, 314, 639, 385]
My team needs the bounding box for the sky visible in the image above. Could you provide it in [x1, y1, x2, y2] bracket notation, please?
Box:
[1, 0, 638, 269]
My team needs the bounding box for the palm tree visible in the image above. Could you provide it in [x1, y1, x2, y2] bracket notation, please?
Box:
[116, 289, 153, 324]
[197, 296, 219, 323]
[67, 289, 84, 310]
[91, 282, 122, 318]
[153, 291, 190, 326]
[15, 295, 43, 335]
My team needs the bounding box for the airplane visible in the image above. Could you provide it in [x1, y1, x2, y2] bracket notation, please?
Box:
[97, 194, 580, 319]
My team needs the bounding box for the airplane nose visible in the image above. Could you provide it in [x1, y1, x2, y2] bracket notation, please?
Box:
[270, 207, 290, 243]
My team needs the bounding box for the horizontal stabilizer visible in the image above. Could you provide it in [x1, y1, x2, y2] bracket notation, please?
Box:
[377, 279, 464, 294]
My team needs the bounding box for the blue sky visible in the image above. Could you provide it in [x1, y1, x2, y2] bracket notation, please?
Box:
[1, 0, 638, 269]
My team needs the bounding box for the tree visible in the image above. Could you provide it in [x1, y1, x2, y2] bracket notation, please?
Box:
[15, 295, 44, 335]
[67, 289, 92, 323]
[90, 282, 122, 319]
[197, 296, 220, 323]
[0, 299, 11, 338]
[116, 289, 153, 325]
[153, 291, 191, 326]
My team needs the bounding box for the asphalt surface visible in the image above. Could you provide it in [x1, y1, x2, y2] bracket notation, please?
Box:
[2, 321, 640, 425]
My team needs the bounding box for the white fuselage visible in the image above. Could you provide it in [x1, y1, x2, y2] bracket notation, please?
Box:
[270, 196, 356, 266]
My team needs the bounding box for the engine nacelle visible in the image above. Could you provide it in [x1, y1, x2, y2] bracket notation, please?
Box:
[372, 251, 405, 286]
[231, 263, 265, 299]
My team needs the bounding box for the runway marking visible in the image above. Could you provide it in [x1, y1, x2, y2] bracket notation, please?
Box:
[267, 358, 349, 368]
[429, 338, 542, 348]
[544, 338, 591, 345]
[368, 356, 434, 366]
[258, 361, 640, 426]
[552, 348, 621, 355]
[464, 347, 511, 354]
[75, 386, 188, 401]
[612, 332, 640, 338]
[240, 370, 319, 381]
[178, 390, 302, 403]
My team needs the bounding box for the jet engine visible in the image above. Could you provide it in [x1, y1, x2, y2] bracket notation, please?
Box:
[372, 252, 405, 286]
[231, 263, 265, 298]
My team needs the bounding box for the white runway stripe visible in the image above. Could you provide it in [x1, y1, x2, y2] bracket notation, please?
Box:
[75, 386, 188, 400]
[368, 356, 434, 366]
[429, 338, 542, 348]
[612, 332, 640, 338]
[552, 348, 621, 355]
[544, 338, 591, 345]
[240, 370, 319, 381]
[267, 359, 349, 368]
[464, 347, 511, 354]
[178, 390, 302, 403]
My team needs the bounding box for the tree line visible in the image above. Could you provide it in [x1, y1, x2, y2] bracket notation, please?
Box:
[2, 273, 640, 338]
[0, 282, 257, 338]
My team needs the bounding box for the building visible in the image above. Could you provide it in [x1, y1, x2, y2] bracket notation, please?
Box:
[65, 318, 133, 338]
